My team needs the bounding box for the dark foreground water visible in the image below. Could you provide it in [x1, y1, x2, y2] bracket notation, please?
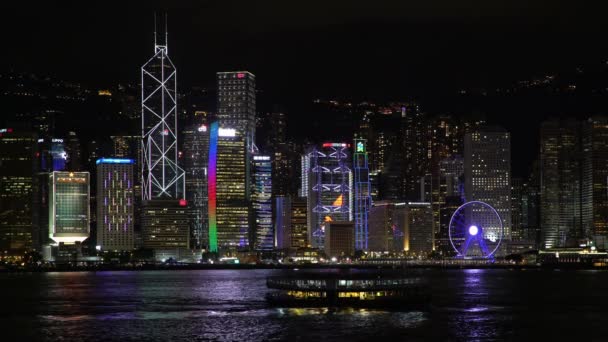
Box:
[1, 269, 607, 341]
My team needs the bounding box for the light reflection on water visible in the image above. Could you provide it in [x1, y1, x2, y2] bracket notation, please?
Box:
[2, 269, 608, 341]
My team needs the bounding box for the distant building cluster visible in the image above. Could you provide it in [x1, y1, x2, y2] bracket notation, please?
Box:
[1, 26, 608, 264]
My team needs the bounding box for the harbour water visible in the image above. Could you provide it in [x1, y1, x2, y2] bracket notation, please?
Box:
[1, 268, 607, 341]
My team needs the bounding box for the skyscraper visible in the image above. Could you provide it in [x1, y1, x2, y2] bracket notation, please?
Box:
[49, 171, 90, 245]
[216, 71, 256, 147]
[207, 122, 249, 253]
[464, 127, 512, 241]
[96, 158, 135, 251]
[304, 143, 353, 249]
[353, 138, 371, 250]
[540, 119, 582, 248]
[582, 116, 608, 241]
[182, 122, 210, 250]
[0, 128, 37, 255]
[252, 155, 273, 250]
[141, 21, 185, 200]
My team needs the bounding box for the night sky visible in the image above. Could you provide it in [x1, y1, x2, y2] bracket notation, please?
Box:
[3, 1, 608, 175]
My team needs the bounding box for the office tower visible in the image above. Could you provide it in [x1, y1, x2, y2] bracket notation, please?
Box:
[274, 196, 291, 249]
[464, 127, 512, 241]
[65, 131, 82, 171]
[207, 122, 249, 253]
[522, 161, 541, 245]
[368, 201, 407, 253]
[96, 158, 135, 251]
[50, 138, 68, 172]
[511, 177, 524, 241]
[182, 122, 209, 250]
[141, 198, 189, 261]
[582, 116, 608, 240]
[300, 153, 311, 197]
[111, 135, 141, 159]
[49, 171, 90, 244]
[110, 134, 143, 238]
[275, 196, 308, 249]
[290, 197, 308, 248]
[252, 155, 273, 250]
[539, 119, 582, 249]
[141, 22, 185, 200]
[439, 155, 464, 199]
[304, 143, 352, 249]
[438, 196, 463, 255]
[216, 71, 256, 147]
[405, 202, 434, 255]
[402, 103, 428, 200]
[353, 139, 371, 250]
[267, 110, 295, 197]
[0, 128, 37, 255]
[324, 221, 355, 258]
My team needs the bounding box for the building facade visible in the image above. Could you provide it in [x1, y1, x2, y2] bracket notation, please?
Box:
[353, 139, 371, 250]
[182, 122, 209, 250]
[208, 122, 250, 253]
[324, 221, 355, 258]
[141, 199, 189, 261]
[0, 128, 37, 255]
[141, 29, 185, 200]
[216, 71, 256, 148]
[96, 158, 135, 251]
[464, 127, 512, 241]
[304, 143, 353, 249]
[252, 155, 273, 250]
[49, 171, 90, 244]
[540, 119, 582, 248]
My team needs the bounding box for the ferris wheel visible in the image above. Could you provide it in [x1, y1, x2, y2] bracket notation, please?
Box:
[448, 201, 504, 258]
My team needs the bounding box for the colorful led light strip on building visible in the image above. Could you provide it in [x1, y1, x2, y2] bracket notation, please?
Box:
[208, 121, 219, 252]
[96, 158, 135, 165]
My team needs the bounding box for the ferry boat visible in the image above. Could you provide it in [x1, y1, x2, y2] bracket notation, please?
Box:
[266, 271, 431, 308]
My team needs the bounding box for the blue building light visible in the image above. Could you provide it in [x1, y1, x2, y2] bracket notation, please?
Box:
[96, 158, 135, 165]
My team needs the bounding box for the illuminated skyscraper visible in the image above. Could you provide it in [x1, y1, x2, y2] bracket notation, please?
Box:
[208, 123, 249, 253]
[465, 127, 512, 242]
[540, 119, 582, 248]
[0, 128, 37, 255]
[141, 19, 185, 200]
[96, 158, 135, 251]
[582, 116, 608, 240]
[304, 143, 352, 249]
[353, 139, 371, 250]
[49, 171, 90, 244]
[216, 71, 256, 147]
[182, 122, 210, 250]
[252, 155, 273, 250]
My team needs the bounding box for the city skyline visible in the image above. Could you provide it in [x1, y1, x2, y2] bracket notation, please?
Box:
[0, 4, 606, 259]
[3, 2, 608, 180]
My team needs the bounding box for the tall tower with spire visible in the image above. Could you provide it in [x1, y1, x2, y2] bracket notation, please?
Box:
[141, 14, 185, 200]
